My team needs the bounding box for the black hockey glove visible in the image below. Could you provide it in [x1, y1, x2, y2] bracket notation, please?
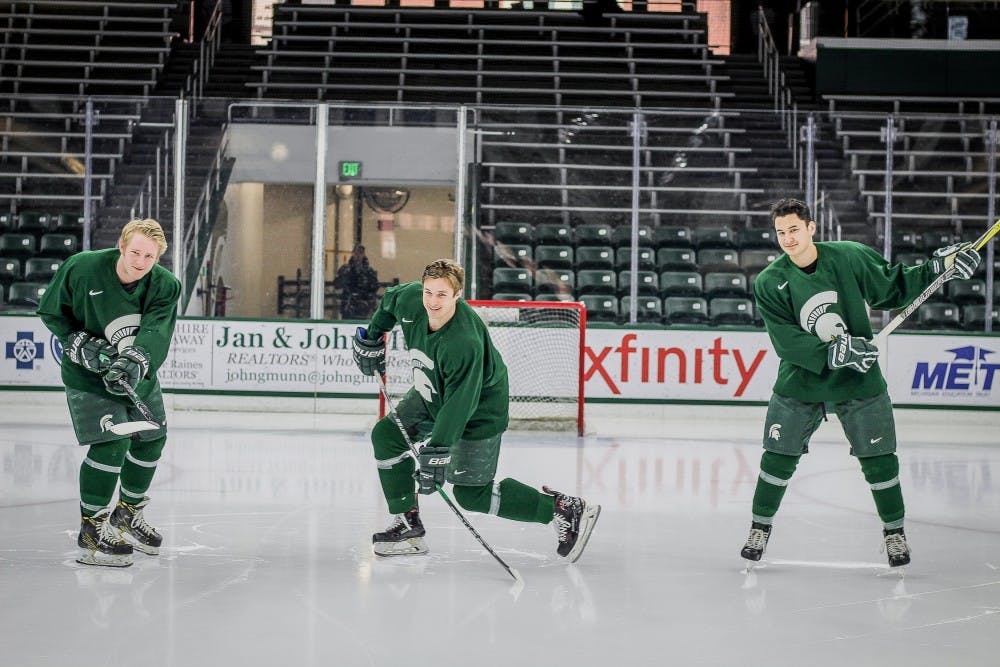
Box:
[103, 346, 151, 395]
[65, 331, 117, 374]
[930, 243, 982, 281]
[827, 334, 879, 373]
[352, 327, 386, 376]
[414, 444, 450, 495]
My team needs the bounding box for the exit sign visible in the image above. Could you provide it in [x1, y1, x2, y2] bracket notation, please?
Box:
[339, 161, 362, 179]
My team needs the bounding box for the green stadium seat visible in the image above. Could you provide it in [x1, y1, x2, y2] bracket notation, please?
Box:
[613, 225, 655, 248]
[891, 229, 919, 253]
[575, 224, 613, 246]
[620, 296, 662, 322]
[704, 271, 748, 299]
[710, 297, 754, 326]
[696, 248, 740, 271]
[0, 257, 22, 284]
[575, 246, 615, 270]
[580, 295, 619, 322]
[5, 281, 47, 307]
[618, 270, 658, 296]
[534, 223, 572, 245]
[534, 245, 573, 269]
[15, 212, 53, 234]
[534, 268, 575, 295]
[962, 304, 999, 330]
[740, 228, 776, 250]
[38, 233, 79, 258]
[494, 222, 533, 245]
[493, 243, 532, 267]
[659, 271, 702, 297]
[0, 234, 37, 259]
[740, 249, 779, 272]
[655, 225, 694, 249]
[54, 213, 85, 233]
[694, 225, 736, 249]
[615, 246, 655, 271]
[492, 267, 533, 293]
[894, 252, 926, 267]
[0, 213, 13, 232]
[920, 230, 954, 252]
[24, 258, 64, 282]
[917, 302, 961, 330]
[656, 247, 697, 271]
[948, 278, 986, 306]
[576, 269, 616, 295]
[664, 296, 708, 325]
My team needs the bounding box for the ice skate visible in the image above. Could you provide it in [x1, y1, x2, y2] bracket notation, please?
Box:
[740, 521, 771, 562]
[544, 486, 601, 563]
[372, 507, 428, 556]
[110, 497, 162, 555]
[77, 507, 133, 567]
[882, 528, 910, 567]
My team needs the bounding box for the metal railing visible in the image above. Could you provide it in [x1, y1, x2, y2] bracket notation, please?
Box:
[184, 0, 224, 101]
[756, 6, 797, 153]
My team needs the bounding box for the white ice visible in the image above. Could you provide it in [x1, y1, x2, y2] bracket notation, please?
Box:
[1, 399, 999, 667]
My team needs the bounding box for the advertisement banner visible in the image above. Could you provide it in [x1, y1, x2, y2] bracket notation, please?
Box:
[885, 334, 1000, 408]
[2, 315, 998, 408]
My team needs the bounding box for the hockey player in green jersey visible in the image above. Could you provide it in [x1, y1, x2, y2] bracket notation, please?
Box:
[352, 259, 600, 562]
[740, 199, 981, 567]
[37, 219, 181, 567]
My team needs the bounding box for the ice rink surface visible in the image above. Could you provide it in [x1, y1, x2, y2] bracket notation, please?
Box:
[1, 399, 999, 667]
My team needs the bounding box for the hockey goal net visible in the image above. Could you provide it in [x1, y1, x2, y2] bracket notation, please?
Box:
[380, 299, 586, 436]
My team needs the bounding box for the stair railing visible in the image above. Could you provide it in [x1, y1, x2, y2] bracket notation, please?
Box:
[756, 6, 797, 151]
[128, 122, 173, 221]
[181, 126, 231, 309]
[184, 0, 224, 101]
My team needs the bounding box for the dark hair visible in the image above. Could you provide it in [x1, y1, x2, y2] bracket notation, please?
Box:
[769, 198, 812, 223]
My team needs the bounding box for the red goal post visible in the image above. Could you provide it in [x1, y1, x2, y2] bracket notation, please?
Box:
[379, 299, 586, 436]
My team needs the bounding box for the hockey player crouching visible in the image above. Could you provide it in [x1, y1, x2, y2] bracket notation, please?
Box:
[741, 198, 981, 568]
[37, 219, 181, 567]
[352, 259, 601, 562]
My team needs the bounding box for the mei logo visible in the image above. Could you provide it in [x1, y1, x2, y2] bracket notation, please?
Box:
[5, 331, 45, 369]
[911, 346, 999, 392]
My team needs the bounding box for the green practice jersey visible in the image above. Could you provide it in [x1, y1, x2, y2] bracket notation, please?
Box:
[368, 281, 509, 446]
[36, 247, 181, 396]
[753, 241, 935, 403]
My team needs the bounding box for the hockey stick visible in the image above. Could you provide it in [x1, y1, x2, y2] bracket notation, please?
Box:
[116, 380, 162, 432]
[374, 374, 522, 583]
[873, 219, 1000, 350]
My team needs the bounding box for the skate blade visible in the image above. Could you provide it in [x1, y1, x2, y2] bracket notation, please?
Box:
[566, 504, 601, 563]
[373, 537, 429, 557]
[118, 532, 160, 556]
[76, 550, 133, 568]
[106, 420, 160, 436]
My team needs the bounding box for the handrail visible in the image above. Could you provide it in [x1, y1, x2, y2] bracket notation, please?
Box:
[756, 6, 797, 151]
[181, 126, 230, 309]
[184, 0, 223, 101]
[128, 121, 172, 220]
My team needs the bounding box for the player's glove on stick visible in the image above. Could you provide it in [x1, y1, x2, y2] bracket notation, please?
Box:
[352, 327, 386, 376]
[414, 444, 450, 495]
[66, 331, 117, 374]
[827, 335, 879, 373]
[103, 346, 151, 395]
[930, 243, 982, 281]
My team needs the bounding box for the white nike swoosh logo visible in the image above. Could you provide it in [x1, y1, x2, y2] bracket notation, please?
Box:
[870, 437, 883, 444]
[453, 470, 466, 475]
[402, 318, 414, 323]
[777, 281, 788, 290]
[88, 290, 103, 296]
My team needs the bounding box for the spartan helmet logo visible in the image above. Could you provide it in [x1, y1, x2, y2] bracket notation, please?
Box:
[768, 424, 782, 441]
[100, 414, 115, 432]
[409, 349, 437, 403]
[799, 291, 848, 342]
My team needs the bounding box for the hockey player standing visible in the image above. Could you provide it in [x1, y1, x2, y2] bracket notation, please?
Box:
[352, 259, 600, 562]
[741, 198, 981, 567]
[37, 219, 181, 567]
